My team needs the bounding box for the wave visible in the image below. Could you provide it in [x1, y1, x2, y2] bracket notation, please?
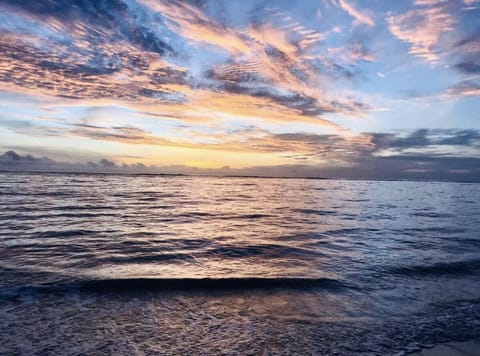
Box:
[392, 227, 466, 234]
[35, 229, 103, 238]
[205, 244, 316, 259]
[0, 191, 75, 197]
[78, 277, 347, 292]
[155, 212, 273, 220]
[388, 258, 480, 277]
[179, 212, 215, 218]
[105, 253, 195, 264]
[0, 277, 349, 298]
[0, 212, 118, 221]
[322, 227, 381, 236]
[411, 212, 454, 218]
[233, 213, 273, 219]
[292, 209, 337, 216]
[89, 244, 319, 265]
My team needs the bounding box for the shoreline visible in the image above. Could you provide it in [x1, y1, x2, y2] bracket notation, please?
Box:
[409, 340, 480, 355]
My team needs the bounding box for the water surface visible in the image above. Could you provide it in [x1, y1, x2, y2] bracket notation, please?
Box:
[1, 173, 480, 354]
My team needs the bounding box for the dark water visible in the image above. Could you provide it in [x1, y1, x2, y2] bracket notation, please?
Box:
[1, 172, 480, 355]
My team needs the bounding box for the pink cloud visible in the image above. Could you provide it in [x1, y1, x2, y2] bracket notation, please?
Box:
[337, 0, 375, 26]
[387, 3, 455, 62]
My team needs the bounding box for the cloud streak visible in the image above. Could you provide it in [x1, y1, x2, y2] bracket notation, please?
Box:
[2, 129, 478, 178]
[337, 0, 374, 27]
[2, 129, 479, 182]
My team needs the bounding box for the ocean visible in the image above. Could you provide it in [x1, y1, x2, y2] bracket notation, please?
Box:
[1, 172, 480, 355]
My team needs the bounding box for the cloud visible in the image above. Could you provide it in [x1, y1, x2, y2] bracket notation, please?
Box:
[2, 129, 479, 181]
[0, 0, 188, 105]
[337, 0, 375, 26]
[445, 80, 480, 97]
[0, 118, 33, 129]
[436, 130, 480, 145]
[138, 0, 252, 56]
[327, 43, 375, 67]
[455, 61, 480, 74]
[0, 0, 373, 131]
[387, 1, 455, 62]
[371, 129, 431, 150]
[1, 150, 38, 162]
[0, 0, 478, 178]
[98, 158, 116, 167]
[452, 28, 480, 74]
[0, 0, 175, 56]
[1, 146, 478, 182]
[371, 129, 480, 152]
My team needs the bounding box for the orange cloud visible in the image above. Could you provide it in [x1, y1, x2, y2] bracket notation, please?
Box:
[65, 119, 372, 164]
[0, 0, 373, 143]
[137, 0, 368, 120]
[139, 0, 251, 55]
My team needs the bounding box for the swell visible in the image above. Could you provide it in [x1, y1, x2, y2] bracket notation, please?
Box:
[2, 277, 350, 297]
[292, 208, 337, 216]
[205, 244, 318, 259]
[388, 258, 480, 277]
[79, 277, 348, 292]
[0, 212, 119, 220]
[410, 212, 454, 218]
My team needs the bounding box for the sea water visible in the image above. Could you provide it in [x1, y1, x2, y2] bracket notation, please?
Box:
[1, 172, 480, 354]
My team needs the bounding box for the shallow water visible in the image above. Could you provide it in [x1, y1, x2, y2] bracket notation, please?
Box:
[1, 172, 480, 355]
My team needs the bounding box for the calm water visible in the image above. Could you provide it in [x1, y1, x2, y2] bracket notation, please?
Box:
[1, 172, 480, 355]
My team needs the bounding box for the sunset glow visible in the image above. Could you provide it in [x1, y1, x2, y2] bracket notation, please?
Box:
[0, 0, 479, 179]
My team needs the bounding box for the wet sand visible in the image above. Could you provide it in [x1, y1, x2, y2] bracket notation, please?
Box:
[411, 341, 480, 356]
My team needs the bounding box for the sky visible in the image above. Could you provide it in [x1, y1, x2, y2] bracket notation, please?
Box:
[0, 0, 479, 180]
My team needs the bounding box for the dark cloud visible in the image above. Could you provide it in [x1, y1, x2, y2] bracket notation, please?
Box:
[326, 63, 356, 80]
[436, 129, 480, 146]
[0, 150, 148, 173]
[0, 150, 53, 164]
[1, 0, 174, 56]
[452, 27, 480, 75]
[371, 129, 431, 150]
[99, 158, 116, 167]
[446, 80, 480, 97]
[206, 69, 365, 117]
[455, 61, 480, 75]
[1, 150, 22, 161]
[216, 81, 338, 116]
[256, 129, 480, 174]
[371, 129, 480, 152]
